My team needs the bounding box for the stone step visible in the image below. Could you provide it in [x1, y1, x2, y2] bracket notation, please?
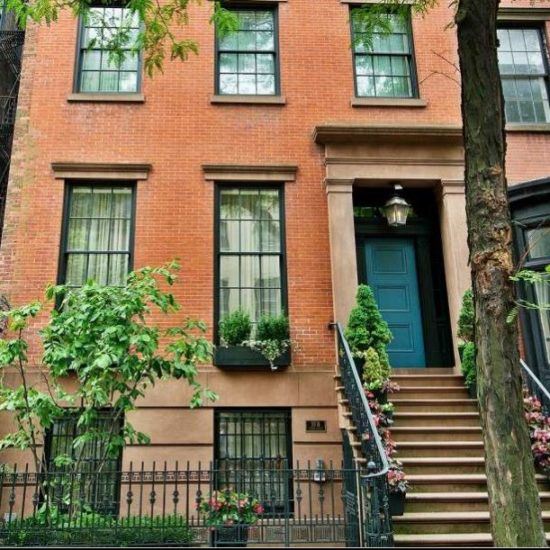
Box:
[392, 426, 482, 442]
[393, 511, 550, 535]
[392, 368, 457, 375]
[404, 492, 550, 513]
[397, 386, 470, 399]
[392, 374, 465, 387]
[392, 412, 480, 428]
[407, 473, 550, 493]
[392, 398, 478, 414]
[395, 532, 550, 547]
[400, 457, 486, 475]
[396, 441, 485, 458]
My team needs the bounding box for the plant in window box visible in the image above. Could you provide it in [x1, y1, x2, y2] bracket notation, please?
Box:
[244, 314, 291, 371]
[387, 460, 409, 517]
[198, 490, 264, 548]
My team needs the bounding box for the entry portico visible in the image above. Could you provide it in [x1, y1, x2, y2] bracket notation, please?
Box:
[315, 124, 470, 368]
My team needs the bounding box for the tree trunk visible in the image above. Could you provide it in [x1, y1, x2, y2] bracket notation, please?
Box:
[456, 0, 546, 546]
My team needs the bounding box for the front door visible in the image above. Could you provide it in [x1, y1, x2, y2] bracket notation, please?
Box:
[364, 238, 426, 368]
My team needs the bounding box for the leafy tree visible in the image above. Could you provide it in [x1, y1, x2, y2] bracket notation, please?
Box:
[345, 284, 392, 380]
[0, 263, 216, 497]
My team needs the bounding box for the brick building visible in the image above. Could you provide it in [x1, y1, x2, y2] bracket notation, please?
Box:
[1, 0, 550, 545]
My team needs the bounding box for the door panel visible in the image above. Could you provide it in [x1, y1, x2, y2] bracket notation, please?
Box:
[365, 238, 426, 368]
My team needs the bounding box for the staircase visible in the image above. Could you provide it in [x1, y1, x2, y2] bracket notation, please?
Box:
[391, 369, 550, 547]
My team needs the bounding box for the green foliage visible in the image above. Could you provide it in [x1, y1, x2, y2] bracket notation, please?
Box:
[510, 266, 550, 323]
[0, 507, 195, 546]
[5, 0, 239, 76]
[219, 310, 252, 346]
[345, 285, 393, 379]
[458, 289, 474, 343]
[245, 314, 291, 370]
[460, 341, 477, 390]
[0, 262, 216, 477]
[363, 347, 386, 392]
[256, 313, 290, 343]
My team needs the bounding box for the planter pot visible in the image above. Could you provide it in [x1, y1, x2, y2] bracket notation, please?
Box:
[214, 346, 291, 370]
[389, 491, 406, 516]
[467, 382, 477, 400]
[372, 389, 388, 405]
[210, 525, 249, 547]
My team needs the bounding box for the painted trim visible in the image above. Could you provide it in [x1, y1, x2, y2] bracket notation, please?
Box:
[203, 164, 297, 182]
[506, 123, 550, 133]
[52, 162, 151, 180]
[498, 7, 550, 21]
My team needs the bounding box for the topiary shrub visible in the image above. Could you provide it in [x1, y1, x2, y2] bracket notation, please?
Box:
[461, 341, 477, 390]
[345, 284, 393, 381]
[219, 310, 252, 346]
[458, 289, 474, 343]
[363, 347, 385, 391]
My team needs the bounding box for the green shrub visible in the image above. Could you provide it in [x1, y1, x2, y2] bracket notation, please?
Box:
[458, 289, 474, 343]
[345, 285, 392, 380]
[363, 347, 385, 391]
[461, 341, 477, 389]
[219, 310, 252, 346]
[256, 314, 290, 342]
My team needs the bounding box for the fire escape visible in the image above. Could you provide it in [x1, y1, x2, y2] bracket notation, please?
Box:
[0, 5, 25, 242]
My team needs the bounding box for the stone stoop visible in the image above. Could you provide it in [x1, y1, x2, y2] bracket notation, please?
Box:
[391, 371, 550, 547]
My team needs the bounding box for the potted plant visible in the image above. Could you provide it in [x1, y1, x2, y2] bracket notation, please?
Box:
[523, 390, 550, 477]
[345, 285, 393, 400]
[215, 310, 292, 370]
[387, 460, 409, 516]
[198, 490, 264, 548]
[457, 289, 474, 361]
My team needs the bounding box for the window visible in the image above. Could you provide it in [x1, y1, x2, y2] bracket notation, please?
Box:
[44, 410, 122, 515]
[216, 187, 285, 333]
[60, 185, 135, 289]
[77, 6, 141, 93]
[497, 27, 550, 124]
[351, 8, 417, 98]
[216, 9, 279, 95]
[215, 409, 292, 512]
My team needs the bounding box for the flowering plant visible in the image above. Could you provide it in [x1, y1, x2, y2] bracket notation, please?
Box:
[198, 490, 264, 526]
[387, 460, 409, 494]
[523, 390, 550, 475]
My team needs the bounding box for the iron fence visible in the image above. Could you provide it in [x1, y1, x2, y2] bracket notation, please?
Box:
[521, 358, 550, 414]
[0, 460, 375, 547]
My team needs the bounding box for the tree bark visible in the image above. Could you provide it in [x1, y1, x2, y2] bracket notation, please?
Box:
[456, 0, 546, 546]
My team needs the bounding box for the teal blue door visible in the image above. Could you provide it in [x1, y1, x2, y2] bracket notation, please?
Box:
[364, 238, 426, 368]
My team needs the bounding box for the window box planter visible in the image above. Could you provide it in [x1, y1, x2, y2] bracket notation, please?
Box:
[214, 345, 291, 369]
[389, 491, 406, 516]
[210, 524, 249, 547]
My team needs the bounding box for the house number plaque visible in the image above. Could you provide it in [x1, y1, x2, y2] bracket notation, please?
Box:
[306, 420, 327, 433]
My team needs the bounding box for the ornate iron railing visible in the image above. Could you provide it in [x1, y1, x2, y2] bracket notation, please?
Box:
[334, 322, 393, 547]
[521, 358, 550, 414]
[0, 461, 366, 547]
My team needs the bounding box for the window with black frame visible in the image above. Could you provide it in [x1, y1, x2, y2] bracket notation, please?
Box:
[216, 8, 279, 95]
[44, 410, 123, 515]
[215, 410, 292, 512]
[60, 185, 135, 289]
[76, 5, 141, 93]
[217, 186, 285, 334]
[497, 26, 550, 124]
[522, 223, 550, 364]
[351, 7, 417, 98]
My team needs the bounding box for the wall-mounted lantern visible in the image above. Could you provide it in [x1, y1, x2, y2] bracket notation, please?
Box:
[381, 184, 411, 227]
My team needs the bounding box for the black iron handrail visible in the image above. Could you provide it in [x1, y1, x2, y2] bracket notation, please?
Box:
[521, 358, 550, 413]
[333, 322, 393, 547]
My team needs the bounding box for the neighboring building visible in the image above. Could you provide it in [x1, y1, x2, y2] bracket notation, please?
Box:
[0, 0, 549, 545]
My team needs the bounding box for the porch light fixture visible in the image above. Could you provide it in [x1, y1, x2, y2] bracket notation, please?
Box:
[381, 184, 411, 227]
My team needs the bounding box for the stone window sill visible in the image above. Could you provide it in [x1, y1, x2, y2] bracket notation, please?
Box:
[351, 97, 427, 108]
[506, 123, 550, 133]
[210, 95, 286, 105]
[67, 93, 145, 103]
